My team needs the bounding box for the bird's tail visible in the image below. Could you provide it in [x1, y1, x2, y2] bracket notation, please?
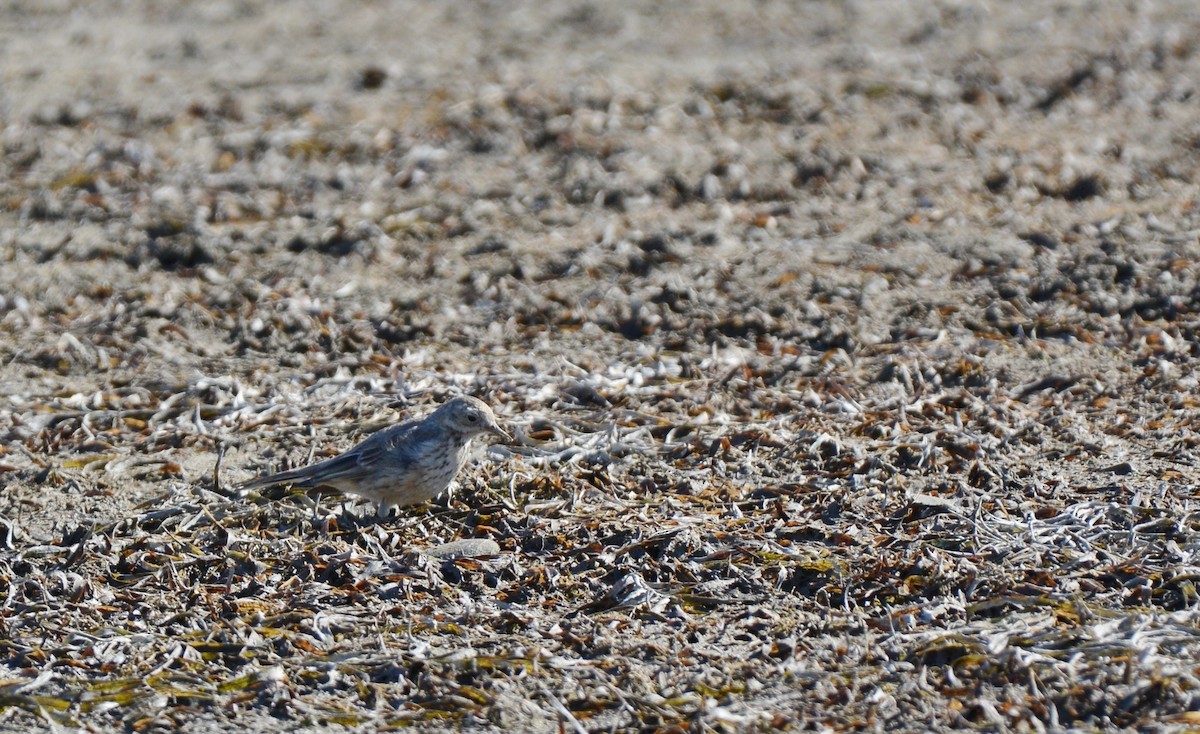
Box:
[238, 464, 322, 494]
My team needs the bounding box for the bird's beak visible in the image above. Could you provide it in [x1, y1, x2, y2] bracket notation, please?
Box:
[489, 423, 512, 443]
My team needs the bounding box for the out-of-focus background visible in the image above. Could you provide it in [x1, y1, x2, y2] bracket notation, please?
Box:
[3, 1, 1200, 731]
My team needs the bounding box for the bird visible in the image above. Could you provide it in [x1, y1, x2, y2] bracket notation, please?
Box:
[239, 395, 510, 517]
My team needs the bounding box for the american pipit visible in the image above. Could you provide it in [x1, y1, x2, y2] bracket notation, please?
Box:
[240, 395, 509, 517]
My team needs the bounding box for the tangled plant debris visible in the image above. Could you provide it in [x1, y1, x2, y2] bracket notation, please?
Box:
[4, 1, 1200, 732]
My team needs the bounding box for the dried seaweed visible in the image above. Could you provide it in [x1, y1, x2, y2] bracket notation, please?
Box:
[4, 2, 1200, 731]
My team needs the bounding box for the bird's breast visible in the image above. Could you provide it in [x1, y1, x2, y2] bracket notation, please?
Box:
[411, 438, 470, 488]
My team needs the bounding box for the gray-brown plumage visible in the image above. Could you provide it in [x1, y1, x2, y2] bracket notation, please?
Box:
[239, 395, 509, 517]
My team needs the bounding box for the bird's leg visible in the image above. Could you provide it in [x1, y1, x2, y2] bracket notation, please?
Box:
[310, 493, 340, 533]
[339, 499, 362, 526]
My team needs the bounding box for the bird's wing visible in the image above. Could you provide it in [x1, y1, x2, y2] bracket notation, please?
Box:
[240, 422, 426, 491]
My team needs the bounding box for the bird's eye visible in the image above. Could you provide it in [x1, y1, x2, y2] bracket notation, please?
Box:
[466, 413, 480, 423]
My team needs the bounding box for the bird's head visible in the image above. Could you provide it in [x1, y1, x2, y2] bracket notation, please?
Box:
[437, 395, 510, 442]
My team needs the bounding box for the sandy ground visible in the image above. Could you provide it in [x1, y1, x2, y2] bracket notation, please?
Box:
[3, 0, 1200, 731]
